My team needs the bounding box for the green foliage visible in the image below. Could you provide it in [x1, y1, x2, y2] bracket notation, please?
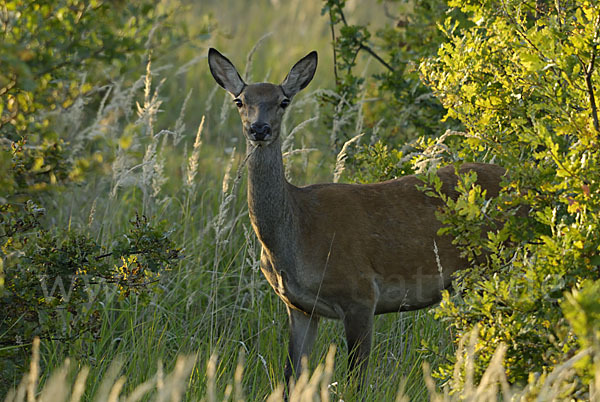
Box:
[563, 279, 600, 351]
[0, 0, 200, 391]
[349, 140, 409, 183]
[0, 137, 72, 200]
[320, 0, 466, 178]
[1, 0, 160, 139]
[0, 0, 195, 198]
[416, 0, 600, 395]
[0, 204, 180, 380]
[561, 279, 600, 385]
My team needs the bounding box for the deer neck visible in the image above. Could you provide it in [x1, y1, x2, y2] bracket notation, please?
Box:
[246, 138, 295, 252]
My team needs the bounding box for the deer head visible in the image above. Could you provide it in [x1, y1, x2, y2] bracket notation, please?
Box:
[208, 48, 317, 146]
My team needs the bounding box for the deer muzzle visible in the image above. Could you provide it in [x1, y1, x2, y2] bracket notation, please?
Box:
[249, 122, 272, 142]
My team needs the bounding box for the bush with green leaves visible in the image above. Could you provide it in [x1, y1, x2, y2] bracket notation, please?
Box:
[0, 200, 181, 379]
[320, 0, 466, 161]
[415, 0, 600, 395]
[0, 0, 193, 193]
[561, 278, 600, 385]
[1, 0, 168, 139]
[347, 140, 407, 183]
[322, 0, 600, 396]
[0, 0, 199, 389]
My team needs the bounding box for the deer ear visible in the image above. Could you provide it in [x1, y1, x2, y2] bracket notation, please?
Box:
[281, 51, 317, 98]
[208, 48, 246, 96]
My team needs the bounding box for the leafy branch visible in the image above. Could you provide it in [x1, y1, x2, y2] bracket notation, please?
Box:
[323, 0, 395, 77]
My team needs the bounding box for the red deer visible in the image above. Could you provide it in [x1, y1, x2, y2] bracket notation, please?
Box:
[208, 47, 504, 392]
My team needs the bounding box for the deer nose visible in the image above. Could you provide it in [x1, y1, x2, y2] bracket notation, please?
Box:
[249, 122, 272, 141]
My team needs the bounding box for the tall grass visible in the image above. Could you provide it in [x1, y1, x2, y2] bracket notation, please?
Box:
[11, 49, 449, 402]
[3, 1, 461, 400]
[8, 330, 599, 401]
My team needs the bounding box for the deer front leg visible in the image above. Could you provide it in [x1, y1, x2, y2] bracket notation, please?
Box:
[343, 304, 374, 391]
[284, 307, 319, 392]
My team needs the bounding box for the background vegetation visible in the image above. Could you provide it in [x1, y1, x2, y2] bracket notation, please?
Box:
[2, 0, 600, 400]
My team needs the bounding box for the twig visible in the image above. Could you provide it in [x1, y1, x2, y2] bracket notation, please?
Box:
[328, 9, 339, 84]
[94, 248, 180, 261]
[359, 44, 395, 72]
[328, 1, 395, 76]
[0, 75, 16, 97]
[585, 14, 600, 133]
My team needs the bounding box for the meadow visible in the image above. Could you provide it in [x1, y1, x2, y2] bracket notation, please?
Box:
[4, 0, 600, 400]
[3, 0, 452, 400]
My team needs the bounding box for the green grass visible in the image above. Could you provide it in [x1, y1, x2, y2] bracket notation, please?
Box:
[6, 2, 600, 401]
[11, 66, 450, 402]
[31, 150, 451, 400]
[3, 1, 452, 400]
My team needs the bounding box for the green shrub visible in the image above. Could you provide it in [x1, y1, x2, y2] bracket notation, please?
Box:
[0, 0, 197, 389]
[0, 203, 181, 382]
[417, 0, 600, 395]
[321, 0, 600, 397]
[319, 0, 465, 161]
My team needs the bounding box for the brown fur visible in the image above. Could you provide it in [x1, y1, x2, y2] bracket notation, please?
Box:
[208, 47, 505, 392]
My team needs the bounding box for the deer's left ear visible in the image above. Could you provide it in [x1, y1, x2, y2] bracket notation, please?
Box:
[281, 51, 317, 98]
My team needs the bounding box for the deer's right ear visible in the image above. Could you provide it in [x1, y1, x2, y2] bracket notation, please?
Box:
[208, 48, 246, 97]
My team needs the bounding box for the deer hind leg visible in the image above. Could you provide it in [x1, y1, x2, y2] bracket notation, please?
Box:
[284, 306, 319, 392]
[343, 304, 374, 391]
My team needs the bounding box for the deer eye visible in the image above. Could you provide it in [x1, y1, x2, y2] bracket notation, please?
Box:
[280, 98, 290, 109]
[233, 98, 243, 108]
